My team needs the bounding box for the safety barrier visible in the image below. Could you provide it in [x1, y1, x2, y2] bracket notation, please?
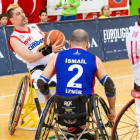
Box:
[0, 15, 138, 76]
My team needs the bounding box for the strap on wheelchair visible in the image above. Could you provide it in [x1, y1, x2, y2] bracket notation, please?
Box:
[30, 65, 45, 74]
[58, 112, 87, 119]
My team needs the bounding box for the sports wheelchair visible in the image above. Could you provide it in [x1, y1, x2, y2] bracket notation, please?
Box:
[8, 71, 55, 135]
[111, 89, 140, 140]
[35, 93, 116, 140]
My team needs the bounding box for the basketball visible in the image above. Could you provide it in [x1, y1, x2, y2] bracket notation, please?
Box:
[44, 30, 66, 47]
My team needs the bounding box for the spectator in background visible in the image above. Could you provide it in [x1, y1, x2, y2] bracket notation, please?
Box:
[25, 14, 28, 24]
[99, 5, 111, 18]
[39, 10, 47, 23]
[0, 13, 8, 26]
[53, 0, 80, 21]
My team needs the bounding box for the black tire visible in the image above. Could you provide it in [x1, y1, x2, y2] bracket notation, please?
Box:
[8, 75, 29, 135]
[93, 94, 113, 140]
[35, 96, 54, 140]
[111, 98, 140, 140]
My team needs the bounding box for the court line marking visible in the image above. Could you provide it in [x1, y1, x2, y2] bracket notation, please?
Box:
[0, 94, 15, 98]
[0, 74, 134, 99]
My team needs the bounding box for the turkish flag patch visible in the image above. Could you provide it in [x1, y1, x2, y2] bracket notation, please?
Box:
[109, 0, 127, 8]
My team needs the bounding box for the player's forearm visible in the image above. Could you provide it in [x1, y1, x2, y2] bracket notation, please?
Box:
[107, 96, 116, 110]
[25, 52, 44, 63]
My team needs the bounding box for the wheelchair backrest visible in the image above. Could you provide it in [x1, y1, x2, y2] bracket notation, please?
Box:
[54, 94, 88, 126]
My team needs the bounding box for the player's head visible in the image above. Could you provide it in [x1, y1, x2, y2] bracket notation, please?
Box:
[39, 10, 47, 23]
[100, 5, 111, 17]
[7, 3, 26, 26]
[69, 29, 89, 50]
[0, 13, 8, 26]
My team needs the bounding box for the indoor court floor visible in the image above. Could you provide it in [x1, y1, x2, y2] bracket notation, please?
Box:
[0, 59, 134, 140]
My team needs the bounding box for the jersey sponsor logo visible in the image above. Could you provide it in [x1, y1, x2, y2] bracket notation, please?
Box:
[65, 58, 87, 64]
[103, 27, 132, 43]
[28, 38, 44, 50]
[24, 36, 33, 46]
[0, 51, 4, 58]
[73, 50, 81, 55]
[64, 101, 72, 107]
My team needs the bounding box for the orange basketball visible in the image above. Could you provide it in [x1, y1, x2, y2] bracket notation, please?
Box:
[44, 30, 66, 47]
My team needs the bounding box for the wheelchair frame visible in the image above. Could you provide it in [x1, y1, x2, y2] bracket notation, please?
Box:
[8, 70, 55, 134]
[35, 94, 114, 140]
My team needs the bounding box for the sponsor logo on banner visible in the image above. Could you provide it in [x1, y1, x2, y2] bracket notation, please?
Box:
[0, 51, 4, 58]
[103, 26, 132, 54]
[103, 26, 132, 44]
[109, 0, 127, 8]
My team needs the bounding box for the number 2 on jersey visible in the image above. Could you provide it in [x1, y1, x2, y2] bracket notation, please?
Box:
[131, 41, 139, 65]
[67, 64, 83, 88]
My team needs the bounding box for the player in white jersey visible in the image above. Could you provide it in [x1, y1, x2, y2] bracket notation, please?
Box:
[7, 3, 64, 101]
[126, 11, 140, 91]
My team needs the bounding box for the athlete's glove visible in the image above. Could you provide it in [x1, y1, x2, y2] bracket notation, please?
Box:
[42, 44, 52, 56]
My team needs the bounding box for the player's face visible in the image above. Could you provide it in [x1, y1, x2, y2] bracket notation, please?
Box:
[40, 12, 47, 22]
[0, 17, 8, 26]
[11, 7, 26, 26]
[103, 6, 110, 17]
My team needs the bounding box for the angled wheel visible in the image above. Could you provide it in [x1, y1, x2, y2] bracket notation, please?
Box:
[111, 98, 140, 140]
[93, 94, 114, 140]
[35, 96, 54, 140]
[8, 75, 29, 135]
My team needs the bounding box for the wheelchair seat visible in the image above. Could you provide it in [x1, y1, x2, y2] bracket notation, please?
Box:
[54, 94, 88, 127]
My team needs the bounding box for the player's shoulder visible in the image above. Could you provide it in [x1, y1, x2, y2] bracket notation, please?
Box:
[28, 23, 40, 31]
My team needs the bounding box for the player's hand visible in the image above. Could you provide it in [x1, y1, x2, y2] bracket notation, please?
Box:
[63, 5, 70, 9]
[107, 108, 116, 122]
[52, 40, 64, 52]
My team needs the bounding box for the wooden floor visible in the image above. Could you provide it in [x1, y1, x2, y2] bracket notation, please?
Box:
[0, 59, 135, 140]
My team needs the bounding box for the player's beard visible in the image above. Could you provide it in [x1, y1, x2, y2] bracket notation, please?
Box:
[21, 18, 26, 25]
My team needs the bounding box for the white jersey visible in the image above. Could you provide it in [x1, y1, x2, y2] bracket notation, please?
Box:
[126, 22, 140, 86]
[9, 24, 54, 69]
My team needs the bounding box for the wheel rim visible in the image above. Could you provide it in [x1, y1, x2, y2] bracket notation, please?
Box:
[112, 99, 140, 140]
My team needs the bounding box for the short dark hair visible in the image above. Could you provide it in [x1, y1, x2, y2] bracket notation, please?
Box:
[39, 10, 47, 16]
[0, 13, 7, 20]
[70, 29, 89, 45]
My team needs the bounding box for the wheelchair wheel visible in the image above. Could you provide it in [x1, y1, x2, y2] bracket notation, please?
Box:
[35, 96, 54, 140]
[111, 98, 140, 140]
[93, 94, 113, 140]
[8, 75, 29, 135]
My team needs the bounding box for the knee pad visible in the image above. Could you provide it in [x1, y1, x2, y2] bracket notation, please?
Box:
[37, 79, 49, 95]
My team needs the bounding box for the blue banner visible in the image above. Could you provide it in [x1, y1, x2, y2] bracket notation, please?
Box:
[1, 15, 138, 76]
[39, 20, 104, 60]
[4, 26, 27, 74]
[0, 27, 12, 76]
[98, 16, 138, 61]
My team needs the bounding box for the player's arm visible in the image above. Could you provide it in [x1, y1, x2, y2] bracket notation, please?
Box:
[37, 54, 57, 94]
[10, 37, 44, 63]
[96, 56, 116, 121]
[10, 37, 62, 63]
